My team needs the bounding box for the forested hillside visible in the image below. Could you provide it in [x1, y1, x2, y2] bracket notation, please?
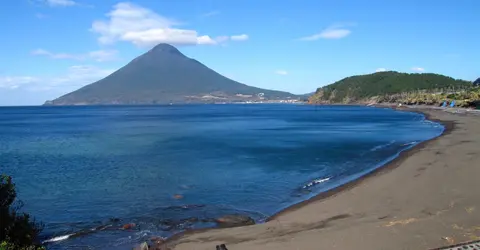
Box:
[309, 71, 472, 105]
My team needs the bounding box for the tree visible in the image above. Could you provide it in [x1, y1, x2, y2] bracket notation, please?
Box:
[0, 174, 44, 250]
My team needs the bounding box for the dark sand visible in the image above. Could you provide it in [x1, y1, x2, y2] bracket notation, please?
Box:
[166, 107, 480, 250]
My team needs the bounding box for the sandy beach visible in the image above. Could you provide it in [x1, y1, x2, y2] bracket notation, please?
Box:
[165, 107, 480, 250]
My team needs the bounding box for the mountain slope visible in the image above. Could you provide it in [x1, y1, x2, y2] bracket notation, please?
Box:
[309, 71, 471, 104]
[474, 77, 480, 86]
[47, 44, 296, 105]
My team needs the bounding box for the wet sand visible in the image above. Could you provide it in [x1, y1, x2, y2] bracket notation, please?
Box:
[166, 107, 480, 250]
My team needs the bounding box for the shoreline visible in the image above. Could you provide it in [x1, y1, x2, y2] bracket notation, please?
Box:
[267, 107, 453, 221]
[163, 106, 458, 249]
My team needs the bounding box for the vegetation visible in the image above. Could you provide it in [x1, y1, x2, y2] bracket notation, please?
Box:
[308, 71, 477, 107]
[1, 175, 44, 250]
[375, 88, 480, 107]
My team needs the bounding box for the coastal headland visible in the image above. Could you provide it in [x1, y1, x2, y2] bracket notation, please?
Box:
[163, 106, 480, 250]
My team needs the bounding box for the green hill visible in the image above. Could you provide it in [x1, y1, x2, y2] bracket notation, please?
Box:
[46, 44, 297, 105]
[309, 71, 472, 104]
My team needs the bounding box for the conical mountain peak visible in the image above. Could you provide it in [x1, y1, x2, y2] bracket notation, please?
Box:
[148, 43, 183, 56]
[47, 42, 296, 105]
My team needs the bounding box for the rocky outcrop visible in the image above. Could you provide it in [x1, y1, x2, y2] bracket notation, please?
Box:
[474, 78, 480, 86]
[173, 194, 183, 199]
[121, 223, 136, 230]
[134, 237, 171, 250]
[214, 214, 255, 228]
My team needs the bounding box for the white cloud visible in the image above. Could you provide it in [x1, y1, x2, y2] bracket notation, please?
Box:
[375, 68, 387, 72]
[299, 24, 352, 41]
[230, 34, 249, 41]
[91, 2, 245, 47]
[411, 67, 425, 72]
[275, 70, 288, 75]
[0, 65, 114, 92]
[196, 35, 217, 45]
[32, 49, 118, 62]
[215, 36, 230, 43]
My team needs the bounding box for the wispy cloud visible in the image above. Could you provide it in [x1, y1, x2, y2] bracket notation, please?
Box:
[0, 65, 114, 92]
[91, 2, 245, 47]
[31, 49, 118, 62]
[202, 11, 220, 17]
[411, 67, 425, 72]
[0, 76, 39, 90]
[375, 68, 387, 72]
[230, 34, 249, 41]
[299, 23, 354, 41]
[275, 70, 288, 75]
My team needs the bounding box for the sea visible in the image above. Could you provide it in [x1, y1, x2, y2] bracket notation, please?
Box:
[0, 104, 444, 249]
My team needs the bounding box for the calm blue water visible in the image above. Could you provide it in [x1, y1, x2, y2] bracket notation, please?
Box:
[0, 105, 443, 249]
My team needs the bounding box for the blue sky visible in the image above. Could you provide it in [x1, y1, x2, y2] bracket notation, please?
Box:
[0, 0, 478, 105]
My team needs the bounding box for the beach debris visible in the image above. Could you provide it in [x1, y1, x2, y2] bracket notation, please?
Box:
[216, 244, 228, 250]
[384, 218, 417, 227]
[122, 223, 136, 230]
[452, 224, 464, 230]
[215, 214, 255, 228]
[441, 236, 455, 245]
[378, 215, 390, 220]
[173, 194, 184, 199]
[134, 242, 149, 250]
[466, 206, 475, 214]
[151, 236, 165, 242]
[451, 224, 480, 241]
[150, 236, 167, 250]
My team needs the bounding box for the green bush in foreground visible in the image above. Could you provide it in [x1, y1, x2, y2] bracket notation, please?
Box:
[0, 174, 44, 250]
